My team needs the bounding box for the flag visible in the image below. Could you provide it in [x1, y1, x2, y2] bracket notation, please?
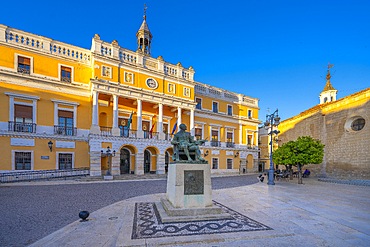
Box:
[149, 116, 156, 137]
[171, 122, 177, 135]
[127, 111, 133, 129]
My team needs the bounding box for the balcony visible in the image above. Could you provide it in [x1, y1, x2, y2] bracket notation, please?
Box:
[210, 140, 221, 147]
[143, 131, 159, 140]
[164, 133, 172, 141]
[100, 126, 112, 136]
[54, 126, 77, 136]
[8, 121, 36, 133]
[120, 127, 137, 138]
[226, 142, 235, 148]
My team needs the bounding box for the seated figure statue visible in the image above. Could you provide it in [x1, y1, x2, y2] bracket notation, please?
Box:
[171, 124, 206, 163]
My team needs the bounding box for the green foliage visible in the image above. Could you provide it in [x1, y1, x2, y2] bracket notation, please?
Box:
[273, 136, 324, 167]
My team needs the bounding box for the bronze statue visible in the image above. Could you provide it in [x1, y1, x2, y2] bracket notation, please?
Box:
[171, 124, 207, 163]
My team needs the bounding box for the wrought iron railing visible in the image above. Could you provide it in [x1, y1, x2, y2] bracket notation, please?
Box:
[120, 127, 137, 138]
[54, 125, 77, 136]
[210, 140, 221, 147]
[0, 167, 89, 183]
[143, 131, 159, 139]
[226, 142, 235, 148]
[164, 133, 172, 141]
[61, 76, 71, 83]
[8, 121, 36, 133]
[17, 67, 30, 74]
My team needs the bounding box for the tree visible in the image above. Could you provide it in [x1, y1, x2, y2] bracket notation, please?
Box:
[273, 136, 324, 184]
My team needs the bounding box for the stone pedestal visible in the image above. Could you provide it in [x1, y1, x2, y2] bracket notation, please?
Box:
[158, 163, 231, 223]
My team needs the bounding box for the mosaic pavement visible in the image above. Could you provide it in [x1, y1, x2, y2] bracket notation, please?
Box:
[132, 201, 272, 239]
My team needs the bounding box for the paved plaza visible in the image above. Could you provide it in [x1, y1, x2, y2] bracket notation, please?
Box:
[26, 177, 370, 247]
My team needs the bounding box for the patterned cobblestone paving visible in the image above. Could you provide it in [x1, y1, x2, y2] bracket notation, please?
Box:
[132, 201, 272, 239]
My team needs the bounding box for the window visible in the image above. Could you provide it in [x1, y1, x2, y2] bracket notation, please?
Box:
[247, 134, 253, 145]
[168, 83, 176, 93]
[15, 152, 31, 170]
[183, 87, 190, 97]
[212, 158, 218, 169]
[211, 130, 218, 141]
[17, 56, 31, 74]
[226, 132, 234, 147]
[124, 72, 133, 83]
[351, 118, 365, 131]
[345, 116, 366, 132]
[61, 66, 72, 82]
[248, 110, 252, 119]
[227, 158, 233, 169]
[227, 105, 233, 116]
[59, 153, 73, 170]
[196, 98, 202, 110]
[102, 66, 111, 78]
[211, 129, 220, 147]
[13, 104, 34, 133]
[195, 127, 203, 140]
[57, 110, 74, 135]
[212, 102, 218, 113]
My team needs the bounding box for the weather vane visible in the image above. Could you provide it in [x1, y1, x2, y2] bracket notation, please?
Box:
[143, 3, 147, 20]
[326, 62, 334, 81]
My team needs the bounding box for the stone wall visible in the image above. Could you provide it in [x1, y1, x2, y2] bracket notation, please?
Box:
[279, 89, 370, 179]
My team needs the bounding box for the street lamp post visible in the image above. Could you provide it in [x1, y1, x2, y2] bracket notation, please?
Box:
[101, 146, 116, 176]
[264, 109, 280, 185]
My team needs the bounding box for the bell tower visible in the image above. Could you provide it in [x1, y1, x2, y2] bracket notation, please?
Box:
[136, 4, 153, 56]
[319, 63, 337, 104]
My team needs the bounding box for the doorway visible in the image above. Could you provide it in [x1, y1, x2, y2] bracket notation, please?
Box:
[120, 148, 130, 174]
[144, 150, 151, 173]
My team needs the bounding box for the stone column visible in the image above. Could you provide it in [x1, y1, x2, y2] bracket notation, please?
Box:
[136, 99, 143, 138]
[156, 153, 166, 174]
[135, 152, 144, 175]
[90, 91, 100, 134]
[158, 103, 164, 139]
[190, 108, 195, 136]
[177, 107, 182, 125]
[239, 124, 243, 145]
[112, 95, 120, 136]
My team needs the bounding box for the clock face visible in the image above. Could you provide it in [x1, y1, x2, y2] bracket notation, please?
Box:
[146, 78, 158, 89]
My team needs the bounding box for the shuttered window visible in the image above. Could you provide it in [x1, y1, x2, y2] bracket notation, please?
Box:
[15, 105, 32, 120]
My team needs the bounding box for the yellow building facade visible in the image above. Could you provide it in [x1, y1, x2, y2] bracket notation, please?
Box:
[0, 15, 260, 177]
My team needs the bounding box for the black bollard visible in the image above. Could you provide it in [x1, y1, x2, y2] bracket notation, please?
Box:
[79, 211, 90, 221]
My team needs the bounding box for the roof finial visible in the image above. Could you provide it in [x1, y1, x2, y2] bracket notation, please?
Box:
[143, 3, 147, 20]
[326, 63, 334, 81]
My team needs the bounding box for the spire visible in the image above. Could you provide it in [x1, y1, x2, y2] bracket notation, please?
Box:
[319, 63, 338, 104]
[136, 4, 152, 55]
[322, 63, 336, 92]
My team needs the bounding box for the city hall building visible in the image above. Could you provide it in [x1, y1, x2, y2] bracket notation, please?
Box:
[0, 14, 260, 177]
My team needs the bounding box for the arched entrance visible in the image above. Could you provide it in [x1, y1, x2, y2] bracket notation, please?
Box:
[144, 150, 151, 174]
[120, 148, 130, 174]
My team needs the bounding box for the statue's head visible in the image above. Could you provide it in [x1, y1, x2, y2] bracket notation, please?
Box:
[179, 123, 187, 131]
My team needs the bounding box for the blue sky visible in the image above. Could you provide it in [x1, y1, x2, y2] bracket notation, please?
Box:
[1, 0, 369, 121]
